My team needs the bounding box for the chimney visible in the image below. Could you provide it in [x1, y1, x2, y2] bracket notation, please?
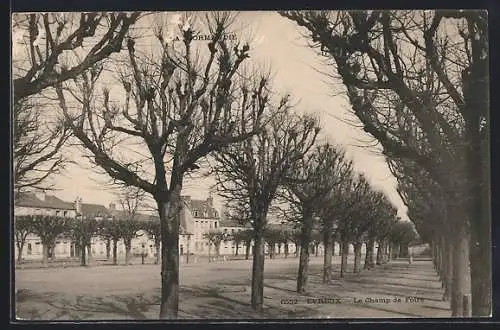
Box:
[34, 190, 46, 201]
[207, 192, 213, 207]
[74, 197, 82, 215]
[109, 203, 116, 211]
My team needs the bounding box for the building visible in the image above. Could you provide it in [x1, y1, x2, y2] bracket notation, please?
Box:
[184, 195, 220, 256]
[14, 191, 217, 262]
[14, 191, 76, 261]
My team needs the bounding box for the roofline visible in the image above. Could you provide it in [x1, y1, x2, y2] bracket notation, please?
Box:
[15, 204, 75, 210]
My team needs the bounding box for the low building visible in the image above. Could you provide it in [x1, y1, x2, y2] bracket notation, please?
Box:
[14, 191, 76, 261]
[14, 191, 212, 262]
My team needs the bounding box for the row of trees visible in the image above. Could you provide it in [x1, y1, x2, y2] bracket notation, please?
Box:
[14, 215, 161, 266]
[204, 220, 416, 263]
[280, 10, 490, 316]
[13, 12, 420, 319]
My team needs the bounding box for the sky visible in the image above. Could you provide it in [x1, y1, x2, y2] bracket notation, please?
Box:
[15, 11, 408, 220]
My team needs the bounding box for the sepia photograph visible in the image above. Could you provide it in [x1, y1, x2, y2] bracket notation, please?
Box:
[11, 10, 491, 320]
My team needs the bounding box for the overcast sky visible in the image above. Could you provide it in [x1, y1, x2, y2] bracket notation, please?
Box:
[25, 11, 408, 220]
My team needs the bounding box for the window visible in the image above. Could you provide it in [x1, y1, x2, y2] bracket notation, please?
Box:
[203, 211, 208, 217]
[214, 222, 218, 228]
[27, 243, 32, 255]
[55, 210, 60, 216]
[214, 211, 218, 218]
[63, 211, 68, 216]
[209, 223, 212, 229]
[231, 229, 235, 234]
[194, 211, 198, 217]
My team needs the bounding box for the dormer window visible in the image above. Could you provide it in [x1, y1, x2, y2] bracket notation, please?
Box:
[203, 211, 208, 218]
[194, 211, 198, 217]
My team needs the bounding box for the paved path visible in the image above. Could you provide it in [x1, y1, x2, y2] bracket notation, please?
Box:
[15, 257, 450, 320]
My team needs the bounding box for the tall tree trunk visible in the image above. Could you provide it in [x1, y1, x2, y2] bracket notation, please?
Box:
[155, 240, 161, 265]
[353, 242, 362, 273]
[125, 240, 131, 265]
[245, 242, 251, 260]
[80, 242, 87, 266]
[215, 243, 221, 258]
[17, 241, 25, 264]
[42, 243, 49, 265]
[158, 185, 181, 319]
[332, 239, 336, 256]
[465, 55, 491, 317]
[443, 236, 453, 302]
[340, 240, 348, 278]
[297, 211, 313, 293]
[295, 244, 300, 258]
[451, 222, 471, 317]
[314, 242, 320, 257]
[112, 239, 118, 265]
[51, 243, 56, 261]
[322, 223, 333, 283]
[376, 241, 383, 265]
[235, 242, 239, 256]
[86, 244, 92, 263]
[364, 238, 374, 269]
[470, 218, 492, 316]
[251, 230, 265, 312]
[284, 243, 289, 258]
[105, 238, 111, 259]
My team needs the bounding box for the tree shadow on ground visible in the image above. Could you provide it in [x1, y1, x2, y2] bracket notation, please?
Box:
[179, 285, 319, 319]
[16, 289, 159, 320]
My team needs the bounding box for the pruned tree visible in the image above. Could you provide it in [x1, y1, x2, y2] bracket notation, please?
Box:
[203, 230, 227, 260]
[213, 111, 320, 311]
[98, 218, 123, 265]
[281, 9, 490, 316]
[363, 192, 397, 270]
[230, 229, 246, 256]
[12, 12, 141, 103]
[317, 172, 353, 283]
[70, 216, 99, 266]
[281, 143, 353, 293]
[29, 215, 71, 264]
[54, 13, 269, 319]
[14, 215, 34, 264]
[262, 227, 282, 259]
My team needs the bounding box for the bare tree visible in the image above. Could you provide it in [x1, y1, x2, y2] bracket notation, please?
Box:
[12, 12, 141, 103]
[117, 186, 146, 265]
[55, 13, 271, 319]
[14, 215, 34, 264]
[13, 98, 71, 194]
[213, 111, 319, 312]
[281, 143, 353, 293]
